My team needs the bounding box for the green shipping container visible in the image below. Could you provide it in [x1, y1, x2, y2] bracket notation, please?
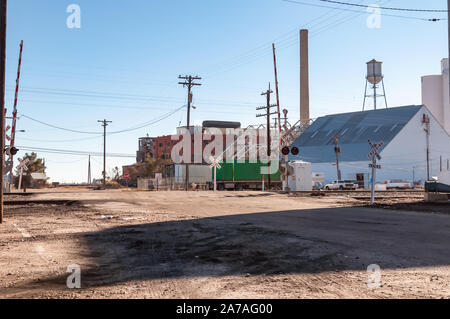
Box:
[215, 160, 281, 182]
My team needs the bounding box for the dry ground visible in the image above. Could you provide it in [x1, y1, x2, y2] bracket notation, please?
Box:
[0, 188, 449, 299]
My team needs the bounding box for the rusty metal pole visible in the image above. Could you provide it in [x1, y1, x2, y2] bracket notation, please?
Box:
[0, 0, 7, 224]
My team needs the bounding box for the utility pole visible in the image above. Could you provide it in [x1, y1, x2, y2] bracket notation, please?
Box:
[332, 135, 342, 181]
[282, 109, 289, 192]
[272, 44, 282, 137]
[0, 0, 7, 224]
[178, 75, 201, 191]
[257, 83, 277, 190]
[98, 119, 112, 186]
[422, 114, 431, 181]
[88, 155, 91, 185]
[448, 0, 450, 111]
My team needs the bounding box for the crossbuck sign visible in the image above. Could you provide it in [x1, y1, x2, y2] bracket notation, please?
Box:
[368, 141, 383, 161]
[16, 158, 30, 191]
[209, 156, 222, 192]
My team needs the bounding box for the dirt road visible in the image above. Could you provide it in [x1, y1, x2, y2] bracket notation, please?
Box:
[0, 189, 448, 299]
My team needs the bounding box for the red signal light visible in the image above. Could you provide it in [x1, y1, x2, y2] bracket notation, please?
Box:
[281, 146, 290, 156]
[5, 147, 19, 156]
[291, 147, 299, 156]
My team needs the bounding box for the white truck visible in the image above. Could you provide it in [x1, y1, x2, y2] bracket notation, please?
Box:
[324, 180, 359, 190]
[385, 180, 411, 189]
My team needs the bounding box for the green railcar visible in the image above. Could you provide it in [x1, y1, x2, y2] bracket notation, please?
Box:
[212, 160, 281, 191]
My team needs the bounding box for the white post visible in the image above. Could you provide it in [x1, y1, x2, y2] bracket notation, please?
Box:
[262, 176, 265, 192]
[18, 166, 24, 191]
[370, 159, 376, 205]
[213, 166, 217, 192]
[209, 156, 221, 192]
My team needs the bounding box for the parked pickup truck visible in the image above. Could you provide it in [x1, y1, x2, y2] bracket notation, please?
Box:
[385, 180, 411, 189]
[324, 180, 358, 190]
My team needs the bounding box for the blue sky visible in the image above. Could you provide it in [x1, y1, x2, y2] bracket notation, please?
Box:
[4, 0, 448, 183]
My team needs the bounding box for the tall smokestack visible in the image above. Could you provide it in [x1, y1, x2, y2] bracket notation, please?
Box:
[300, 29, 310, 124]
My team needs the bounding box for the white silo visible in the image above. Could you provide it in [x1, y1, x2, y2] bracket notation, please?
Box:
[363, 59, 388, 110]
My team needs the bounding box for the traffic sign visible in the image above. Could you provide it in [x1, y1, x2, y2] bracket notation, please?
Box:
[123, 173, 130, 180]
[209, 156, 222, 192]
[368, 140, 384, 159]
[16, 158, 30, 171]
[369, 164, 381, 169]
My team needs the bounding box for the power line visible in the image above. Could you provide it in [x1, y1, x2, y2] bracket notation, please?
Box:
[20, 114, 102, 135]
[283, 0, 446, 21]
[318, 0, 448, 13]
[203, 0, 441, 78]
[17, 135, 102, 143]
[108, 105, 186, 134]
[6, 85, 259, 108]
[16, 146, 135, 158]
[201, 1, 357, 78]
[19, 105, 186, 136]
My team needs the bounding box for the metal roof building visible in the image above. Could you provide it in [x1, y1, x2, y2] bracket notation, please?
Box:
[289, 105, 450, 186]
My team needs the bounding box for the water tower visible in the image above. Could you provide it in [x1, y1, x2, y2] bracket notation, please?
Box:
[363, 59, 388, 111]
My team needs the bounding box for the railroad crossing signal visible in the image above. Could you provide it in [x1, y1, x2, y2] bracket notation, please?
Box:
[209, 156, 222, 192]
[368, 140, 383, 205]
[5, 147, 18, 156]
[16, 158, 29, 171]
[281, 146, 299, 156]
[16, 158, 30, 191]
[368, 140, 383, 160]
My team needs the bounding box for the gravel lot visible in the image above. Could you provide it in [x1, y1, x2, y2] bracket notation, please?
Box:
[0, 188, 448, 299]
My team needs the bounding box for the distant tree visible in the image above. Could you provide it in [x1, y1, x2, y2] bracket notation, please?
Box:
[144, 156, 172, 178]
[111, 166, 121, 182]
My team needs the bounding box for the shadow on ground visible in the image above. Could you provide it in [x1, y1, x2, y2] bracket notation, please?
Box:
[26, 204, 450, 289]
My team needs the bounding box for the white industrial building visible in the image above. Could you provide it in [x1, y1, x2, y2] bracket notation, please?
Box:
[422, 58, 450, 135]
[290, 105, 450, 187]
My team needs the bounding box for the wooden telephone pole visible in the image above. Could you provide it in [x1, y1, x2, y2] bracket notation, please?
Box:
[257, 83, 278, 189]
[98, 120, 112, 186]
[178, 75, 201, 191]
[0, 0, 7, 224]
[88, 155, 91, 185]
